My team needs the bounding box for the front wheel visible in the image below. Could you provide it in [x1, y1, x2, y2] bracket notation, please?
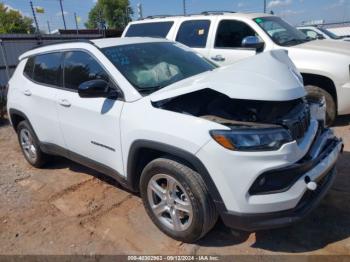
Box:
[140, 158, 218, 243]
[305, 85, 336, 126]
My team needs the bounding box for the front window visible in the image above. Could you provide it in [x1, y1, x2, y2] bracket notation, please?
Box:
[102, 42, 216, 94]
[254, 16, 309, 46]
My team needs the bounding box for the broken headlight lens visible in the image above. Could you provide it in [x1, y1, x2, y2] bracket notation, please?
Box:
[210, 128, 293, 151]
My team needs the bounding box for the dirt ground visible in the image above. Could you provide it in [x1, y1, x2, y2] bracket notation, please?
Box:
[0, 117, 349, 256]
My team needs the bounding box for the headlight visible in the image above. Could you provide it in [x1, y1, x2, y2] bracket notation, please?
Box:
[210, 128, 293, 151]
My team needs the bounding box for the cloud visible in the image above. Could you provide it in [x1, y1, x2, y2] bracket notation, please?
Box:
[267, 0, 293, 8]
[279, 9, 305, 16]
[56, 11, 69, 16]
[237, 2, 245, 8]
[324, 0, 346, 9]
[4, 4, 23, 15]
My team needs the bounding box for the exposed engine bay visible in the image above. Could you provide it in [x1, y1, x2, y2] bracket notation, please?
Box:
[153, 88, 311, 141]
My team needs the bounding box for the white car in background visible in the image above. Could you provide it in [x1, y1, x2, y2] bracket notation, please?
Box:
[7, 38, 343, 242]
[297, 25, 350, 42]
[123, 12, 350, 125]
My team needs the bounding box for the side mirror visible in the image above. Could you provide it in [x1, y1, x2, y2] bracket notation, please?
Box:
[78, 79, 118, 99]
[316, 34, 325, 40]
[241, 36, 265, 52]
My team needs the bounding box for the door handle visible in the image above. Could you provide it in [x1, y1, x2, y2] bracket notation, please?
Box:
[58, 99, 71, 107]
[23, 89, 32, 96]
[211, 55, 226, 62]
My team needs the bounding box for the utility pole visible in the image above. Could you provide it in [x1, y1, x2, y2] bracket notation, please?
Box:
[137, 3, 143, 19]
[59, 0, 67, 30]
[30, 0, 40, 33]
[183, 0, 186, 15]
[74, 12, 79, 34]
[47, 21, 51, 34]
[264, 0, 267, 13]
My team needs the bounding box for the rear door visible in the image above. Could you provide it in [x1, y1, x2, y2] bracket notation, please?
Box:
[208, 19, 260, 65]
[56, 50, 124, 175]
[20, 53, 65, 147]
[174, 19, 213, 58]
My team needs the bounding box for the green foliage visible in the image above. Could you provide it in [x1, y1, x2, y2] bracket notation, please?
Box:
[0, 3, 35, 34]
[85, 0, 132, 29]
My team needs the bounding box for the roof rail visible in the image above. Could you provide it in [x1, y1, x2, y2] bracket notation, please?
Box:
[143, 15, 178, 19]
[201, 11, 236, 15]
[29, 39, 97, 51]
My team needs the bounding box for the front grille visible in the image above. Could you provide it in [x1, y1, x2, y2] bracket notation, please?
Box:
[288, 108, 311, 141]
[277, 102, 311, 142]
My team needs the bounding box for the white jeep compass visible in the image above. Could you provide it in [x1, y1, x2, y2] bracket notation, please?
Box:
[7, 38, 343, 242]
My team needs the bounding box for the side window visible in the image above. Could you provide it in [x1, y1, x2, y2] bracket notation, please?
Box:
[23, 57, 35, 79]
[125, 22, 174, 37]
[33, 53, 62, 86]
[176, 20, 211, 48]
[215, 20, 258, 48]
[64, 51, 109, 90]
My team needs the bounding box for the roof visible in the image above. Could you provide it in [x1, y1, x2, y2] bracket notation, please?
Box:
[91, 37, 169, 48]
[18, 37, 169, 60]
[131, 12, 272, 23]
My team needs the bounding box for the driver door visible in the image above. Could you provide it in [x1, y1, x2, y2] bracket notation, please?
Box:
[57, 50, 124, 175]
[208, 19, 261, 66]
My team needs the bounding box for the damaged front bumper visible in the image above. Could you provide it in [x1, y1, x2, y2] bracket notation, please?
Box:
[218, 128, 343, 231]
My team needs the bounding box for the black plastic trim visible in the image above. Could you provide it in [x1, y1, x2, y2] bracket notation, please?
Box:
[40, 142, 130, 190]
[127, 140, 225, 207]
[249, 137, 340, 195]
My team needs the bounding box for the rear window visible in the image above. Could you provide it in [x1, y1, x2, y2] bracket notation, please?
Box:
[125, 22, 174, 37]
[176, 20, 211, 48]
[32, 53, 62, 87]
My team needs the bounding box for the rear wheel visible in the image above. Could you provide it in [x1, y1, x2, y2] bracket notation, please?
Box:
[140, 158, 218, 243]
[17, 121, 48, 167]
[305, 85, 336, 126]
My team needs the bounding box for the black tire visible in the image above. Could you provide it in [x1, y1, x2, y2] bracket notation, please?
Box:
[305, 85, 336, 126]
[17, 120, 49, 168]
[140, 158, 218, 243]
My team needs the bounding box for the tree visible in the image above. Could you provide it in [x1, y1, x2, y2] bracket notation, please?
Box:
[85, 0, 132, 29]
[0, 3, 35, 34]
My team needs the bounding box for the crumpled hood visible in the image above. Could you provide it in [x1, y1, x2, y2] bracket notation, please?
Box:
[291, 39, 350, 56]
[150, 50, 305, 102]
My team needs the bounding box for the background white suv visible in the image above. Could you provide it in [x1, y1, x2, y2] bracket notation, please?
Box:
[123, 12, 350, 125]
[7, 38, 342, 242]
[297, 25, 350, 42]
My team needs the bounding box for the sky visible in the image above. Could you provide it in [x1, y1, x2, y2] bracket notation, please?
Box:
[1, 0, 350, 33]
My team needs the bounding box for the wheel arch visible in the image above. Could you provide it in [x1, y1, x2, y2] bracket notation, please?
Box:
[8, 109, 31, 131]
[301, 73, 338, 107]
[126, 140, 224, 206]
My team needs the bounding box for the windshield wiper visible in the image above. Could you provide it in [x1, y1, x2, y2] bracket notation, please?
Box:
[281, 38, 310, 46]
[137, 85, 164, 94]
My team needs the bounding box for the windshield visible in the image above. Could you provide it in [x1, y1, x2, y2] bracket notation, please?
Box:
[318, 27, 341, 39]
[102, 42, 216, 94]
[254, 16, 310, 46]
